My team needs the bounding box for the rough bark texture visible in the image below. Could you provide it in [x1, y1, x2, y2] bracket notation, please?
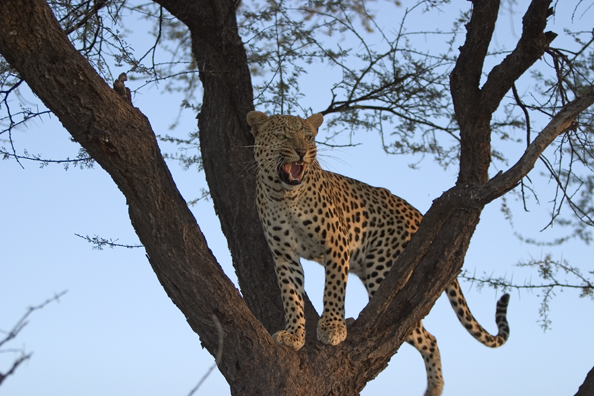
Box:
[1, 0, 593, 395]
[152, 0, 289, 335]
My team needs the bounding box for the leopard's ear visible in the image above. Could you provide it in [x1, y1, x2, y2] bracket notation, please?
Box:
[247, 111, 269, 137]
[306, 113, 323, 136]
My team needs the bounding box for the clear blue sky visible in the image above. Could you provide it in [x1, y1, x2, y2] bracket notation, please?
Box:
[2, 1, 593, 395]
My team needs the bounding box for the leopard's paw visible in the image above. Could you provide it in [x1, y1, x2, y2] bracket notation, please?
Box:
[272, 330, 305, 351]
[317, 318, 347, 346]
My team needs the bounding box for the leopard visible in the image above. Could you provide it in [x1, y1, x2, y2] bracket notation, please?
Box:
[247, 110, 510, 396]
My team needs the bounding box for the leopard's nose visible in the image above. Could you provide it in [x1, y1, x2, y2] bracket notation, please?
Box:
[295, 149, 307, 160]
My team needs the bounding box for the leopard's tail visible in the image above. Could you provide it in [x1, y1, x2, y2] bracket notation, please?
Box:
[446, 280, 510, 348]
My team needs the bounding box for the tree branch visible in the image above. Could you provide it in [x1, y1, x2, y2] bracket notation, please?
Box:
[152, 0, 295, 336]
[450, 0, 501, 185]
[480, 0, 557, 114]
[0, 291, 67, 386]
[477, 88, 594, 204]
[451, 0, 557, 186]
[575, 365, 594, 396]
[3, 1, 592, 394]
[450, 0, 500, 121]
[0, 0, 273, 378]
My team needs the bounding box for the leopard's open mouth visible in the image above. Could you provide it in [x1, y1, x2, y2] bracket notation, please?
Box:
[278, 162, 306, 185]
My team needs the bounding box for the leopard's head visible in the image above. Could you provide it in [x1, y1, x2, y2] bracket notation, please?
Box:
[247, 111, 323, 187]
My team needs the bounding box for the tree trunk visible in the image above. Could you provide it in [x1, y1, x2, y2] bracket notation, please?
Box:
[1, 0, 593, 395]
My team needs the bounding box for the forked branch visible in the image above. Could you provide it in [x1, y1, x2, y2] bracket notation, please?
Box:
[477, 88, 594, 204]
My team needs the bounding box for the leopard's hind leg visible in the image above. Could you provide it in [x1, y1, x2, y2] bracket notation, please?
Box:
[406, 322, 444, 396]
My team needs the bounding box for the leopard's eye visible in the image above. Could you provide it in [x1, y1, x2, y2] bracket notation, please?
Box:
[305, 134, 315, 142]
[275, 133, 286, 140]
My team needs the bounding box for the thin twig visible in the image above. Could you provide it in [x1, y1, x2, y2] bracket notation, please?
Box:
[75, 234, 143, 250]
[0, 291, 68, 386]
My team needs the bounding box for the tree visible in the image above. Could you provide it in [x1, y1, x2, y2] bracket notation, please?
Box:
[1, 0, 593, 395]
[0, 292, 66, 387]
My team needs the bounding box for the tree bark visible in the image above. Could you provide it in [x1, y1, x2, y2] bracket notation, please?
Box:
[1, 0, 593, 395]
[574, 365, 594, 396]
[151, 0, 290, 335]
[0, 0, 278, 389]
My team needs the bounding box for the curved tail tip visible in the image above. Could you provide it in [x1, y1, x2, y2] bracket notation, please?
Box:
[495, 293, 511, 343]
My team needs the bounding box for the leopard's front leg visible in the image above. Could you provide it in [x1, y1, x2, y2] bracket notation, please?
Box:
[271, 253, 307, 351]
[317, 244, 348, 346]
